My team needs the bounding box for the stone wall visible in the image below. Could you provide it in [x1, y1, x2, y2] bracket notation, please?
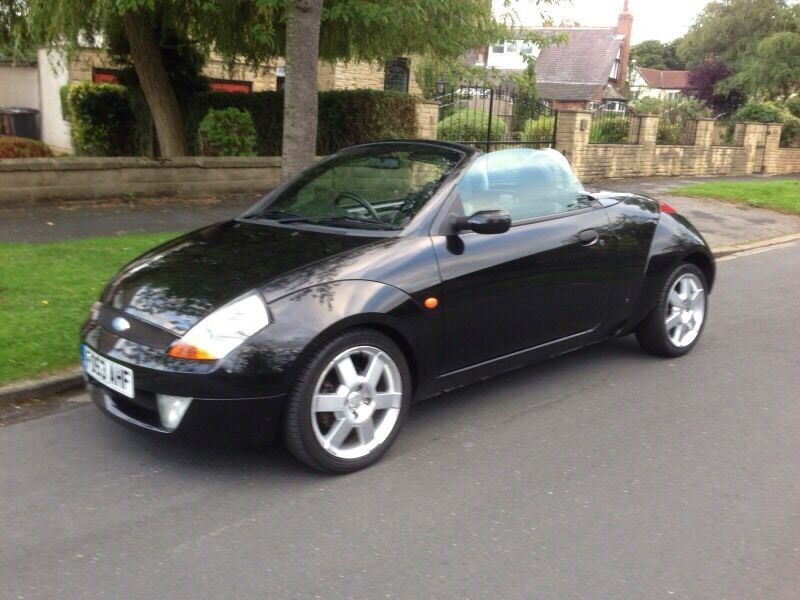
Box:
[0, 157, 281, 204]
[555, 111, 798, 181]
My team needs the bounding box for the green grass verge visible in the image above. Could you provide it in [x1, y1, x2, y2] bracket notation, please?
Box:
[0, 232, 178, 386]
[669, 179, 800, 214]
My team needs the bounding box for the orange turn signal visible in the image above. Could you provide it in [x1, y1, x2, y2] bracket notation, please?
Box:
[167, 342, 216, 361]
[424, 297, 439, 309]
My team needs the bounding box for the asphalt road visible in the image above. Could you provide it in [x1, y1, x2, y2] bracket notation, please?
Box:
[1, 244, 799, 600]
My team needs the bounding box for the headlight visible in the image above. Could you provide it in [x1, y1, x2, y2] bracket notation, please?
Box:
[167, 292, 270, 360]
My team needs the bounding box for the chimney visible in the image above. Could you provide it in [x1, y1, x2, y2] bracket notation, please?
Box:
[616, 0, 633, 89]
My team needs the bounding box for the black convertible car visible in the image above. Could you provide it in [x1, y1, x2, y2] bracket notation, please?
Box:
[82, 141, 714, 472]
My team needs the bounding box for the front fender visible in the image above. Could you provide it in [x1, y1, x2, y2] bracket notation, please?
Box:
[225, 280, 442, 399]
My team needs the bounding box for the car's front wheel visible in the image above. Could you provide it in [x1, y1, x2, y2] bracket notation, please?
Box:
[283, 329, 410, 473]
[635, 263, 708, 358]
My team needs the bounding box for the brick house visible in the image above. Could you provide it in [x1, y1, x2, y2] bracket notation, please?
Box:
[468, 1, 634, 111]
[0, 48, 422, 153]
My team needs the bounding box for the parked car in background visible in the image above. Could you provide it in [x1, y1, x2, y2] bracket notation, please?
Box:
[81, 142, 714, 472]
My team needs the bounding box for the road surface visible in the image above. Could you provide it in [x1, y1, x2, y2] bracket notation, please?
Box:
[1, 243, 799, 599]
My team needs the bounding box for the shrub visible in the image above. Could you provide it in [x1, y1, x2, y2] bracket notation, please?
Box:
[630, 96, 663, 114]
[785, 97, 800, 119]
[66, 83, 137, 156]
[589, 116, 630, 143]
[521, 116, 556, 142]
[0, 136, 54, 158]
[186, 89, 418, 156]
[197, 108, 257, 156]
[731, 101, 784, 124]
[437, 109, 507, 142]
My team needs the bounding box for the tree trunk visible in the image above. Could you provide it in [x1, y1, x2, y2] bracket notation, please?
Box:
[281, 0, 323, 180]
[122, 10, 188, 157]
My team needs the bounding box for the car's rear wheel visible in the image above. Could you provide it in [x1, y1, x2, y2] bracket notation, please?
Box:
[283, 329, 410, 473]
[635, 263, 708, 358]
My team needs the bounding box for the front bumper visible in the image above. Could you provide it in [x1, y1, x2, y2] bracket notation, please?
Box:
[88, 379, 286, 445]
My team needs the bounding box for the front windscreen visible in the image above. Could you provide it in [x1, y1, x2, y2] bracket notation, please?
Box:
[257, 144, 463, 230]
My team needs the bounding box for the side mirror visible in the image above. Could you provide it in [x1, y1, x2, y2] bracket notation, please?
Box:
[454, 210, 511, 235]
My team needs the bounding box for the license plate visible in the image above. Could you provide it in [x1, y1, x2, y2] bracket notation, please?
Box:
[82, 345, 134, 398]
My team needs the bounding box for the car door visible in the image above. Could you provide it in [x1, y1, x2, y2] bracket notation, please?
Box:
[432, 149, 616, 374]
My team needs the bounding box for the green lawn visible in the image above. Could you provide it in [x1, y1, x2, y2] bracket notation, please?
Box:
[0, 232, 178, 386]
[669, 179, 800, 214]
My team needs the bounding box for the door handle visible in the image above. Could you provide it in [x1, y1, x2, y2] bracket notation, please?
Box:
[578, 229, 600, 246]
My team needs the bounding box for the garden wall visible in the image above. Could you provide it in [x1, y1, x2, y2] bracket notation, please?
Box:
[555, 112, 796, 182]
[0, 156, 281, 204]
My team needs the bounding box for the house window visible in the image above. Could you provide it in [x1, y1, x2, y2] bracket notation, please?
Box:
[384, 58, 410, 94]
[208, 79, 252, 93]
[92, 68, 120, 84]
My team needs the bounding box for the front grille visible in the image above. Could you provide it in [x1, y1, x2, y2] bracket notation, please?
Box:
[89, 380, 162, 429]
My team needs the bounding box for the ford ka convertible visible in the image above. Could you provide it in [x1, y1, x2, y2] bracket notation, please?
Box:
[81, 142, 714, 472]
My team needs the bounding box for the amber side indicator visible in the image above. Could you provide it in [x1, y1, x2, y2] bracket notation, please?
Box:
[424, 297, 439, 309]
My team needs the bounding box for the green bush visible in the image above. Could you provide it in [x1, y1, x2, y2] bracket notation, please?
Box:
[630, 96, 662, 114]
[186, 90, 417, 156]
[66, 83, 137, 156]
[521, 116, 556, 142]
[0, 135, 53, 158]
[731, 101, 784, 124]
[197, 108, 257, 156]
[785, 97, 800, 119]
[589, 116, 630, 143]
[437, 109, 507, 142]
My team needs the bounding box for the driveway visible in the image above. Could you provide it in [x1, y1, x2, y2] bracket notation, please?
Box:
[1, 242, 799, 599]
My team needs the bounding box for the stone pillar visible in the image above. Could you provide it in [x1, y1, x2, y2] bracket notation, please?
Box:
[694, 118, 715, 147]
[637, 115, 660, 176]
[638, 114, 660, 146]
[554, 110, 591, 176]
[415, 100, 439, 140]
[743, 122, 769, 174]
[761, 123, 783, 175]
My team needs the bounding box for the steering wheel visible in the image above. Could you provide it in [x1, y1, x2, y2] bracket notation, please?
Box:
[334, 192, 381, 222]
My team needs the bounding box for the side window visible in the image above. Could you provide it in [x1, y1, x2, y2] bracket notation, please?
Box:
[456, 149, 590, 222]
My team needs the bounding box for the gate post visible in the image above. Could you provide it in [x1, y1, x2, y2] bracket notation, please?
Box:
[485, 87, 495, 152]
[554, 110, 591, 178]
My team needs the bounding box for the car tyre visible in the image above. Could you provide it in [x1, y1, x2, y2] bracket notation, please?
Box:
[635, 263, 708, 358]
[283, 328, 411, 473]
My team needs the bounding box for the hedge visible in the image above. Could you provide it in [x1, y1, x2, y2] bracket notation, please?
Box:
[66, 83, 138, 156]
[186, 89, 417, 156]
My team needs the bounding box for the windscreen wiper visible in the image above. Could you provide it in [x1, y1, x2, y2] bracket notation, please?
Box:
[254, 209, 312, 224]
[314, 215, 396, 230]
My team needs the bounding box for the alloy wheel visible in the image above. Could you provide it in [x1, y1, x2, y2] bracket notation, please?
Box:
[664, 273, 706, 348]
[310, 345, 403, 460]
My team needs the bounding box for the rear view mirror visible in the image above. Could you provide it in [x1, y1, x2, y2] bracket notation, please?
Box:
[454, 210, 511, 235]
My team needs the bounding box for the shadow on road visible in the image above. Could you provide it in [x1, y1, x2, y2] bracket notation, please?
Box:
[83, 335, 650, 480]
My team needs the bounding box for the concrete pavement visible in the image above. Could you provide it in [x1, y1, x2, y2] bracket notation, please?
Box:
[1, 242, 799, 599]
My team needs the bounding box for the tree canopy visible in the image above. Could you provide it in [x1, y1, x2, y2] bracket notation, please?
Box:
[0, 0, 35, 60]
[630, 39, 684, 71]
[677, 0, 800, 101]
